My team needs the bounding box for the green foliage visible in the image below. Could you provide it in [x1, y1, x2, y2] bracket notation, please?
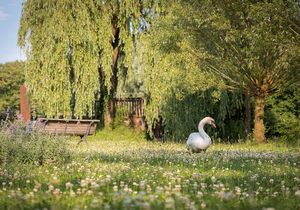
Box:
[19, 0, 109, 118]
[116, 40, 147, 98]
[0, 61, 25, 113]
[0, 122, 71, 166]
[265, 83, 300, 143]
[159, 90, 245, 141]
[180, 0, 300, 142]
[18, 0, 172, 118]
[140, 2, 244, 141]
[190, 0, 300, 96]
[140, 0, 300, 141]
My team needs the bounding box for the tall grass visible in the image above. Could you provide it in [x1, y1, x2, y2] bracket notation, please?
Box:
[0, 121, 71, 166]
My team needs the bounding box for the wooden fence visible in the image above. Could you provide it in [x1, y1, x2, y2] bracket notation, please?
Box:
[113, 97, 145, 129]
[114, 97, 145, 118]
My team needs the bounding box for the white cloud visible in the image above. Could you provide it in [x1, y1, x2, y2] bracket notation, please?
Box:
[0, 7, 8, 21]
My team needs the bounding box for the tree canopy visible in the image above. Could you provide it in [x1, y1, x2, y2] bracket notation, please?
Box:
[138, 2, 245, 140]
[196, 0, 300, 142]
[0, 61, 25, 114]
[18, 0, 169, 119]
[141, 0, 300, 142]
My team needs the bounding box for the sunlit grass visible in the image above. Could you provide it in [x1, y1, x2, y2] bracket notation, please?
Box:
[0, 127, 299, 209]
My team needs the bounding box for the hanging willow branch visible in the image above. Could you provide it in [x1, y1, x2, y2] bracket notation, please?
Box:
[18, 0, 171, 118]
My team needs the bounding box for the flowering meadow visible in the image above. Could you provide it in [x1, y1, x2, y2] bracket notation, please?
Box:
[0, 128, 299, 210]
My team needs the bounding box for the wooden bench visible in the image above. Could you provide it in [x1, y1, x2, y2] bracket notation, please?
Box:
[35, 118, 99, 145]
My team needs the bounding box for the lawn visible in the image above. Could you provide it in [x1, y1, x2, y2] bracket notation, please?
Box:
[0, 127, 299, 210]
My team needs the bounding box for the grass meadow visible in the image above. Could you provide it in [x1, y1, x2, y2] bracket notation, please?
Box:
[0, 126, 299, 210]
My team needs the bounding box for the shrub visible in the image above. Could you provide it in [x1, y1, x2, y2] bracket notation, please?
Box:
[0, 121, 71, 166]
[265, 83, 300, 144]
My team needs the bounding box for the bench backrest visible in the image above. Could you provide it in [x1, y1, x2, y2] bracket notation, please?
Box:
[36, 118, 99, 136]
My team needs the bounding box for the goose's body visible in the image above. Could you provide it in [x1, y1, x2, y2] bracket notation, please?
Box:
[187, 117, 215, 153]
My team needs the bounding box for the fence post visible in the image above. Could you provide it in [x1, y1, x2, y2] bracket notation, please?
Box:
[20, 85, 31, 123]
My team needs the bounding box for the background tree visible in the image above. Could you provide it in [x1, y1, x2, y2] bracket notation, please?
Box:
[200, 0, 300, 143]
[0, 61, 25, 119]
[140, 3, 245, 141]
[150, 0, 299, 143]
[18, 0, 169, 123]
[141, 0, 300, 142]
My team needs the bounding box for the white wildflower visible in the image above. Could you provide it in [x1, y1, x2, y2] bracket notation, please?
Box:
[165, 197, 175, 209]
[65, 182, 73, 190]
[86, 190, 93, 195]
[211, 176, 216, 183]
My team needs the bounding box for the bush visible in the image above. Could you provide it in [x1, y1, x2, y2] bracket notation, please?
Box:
[0, 121, 71, 166]
[265, 83, 300, 144]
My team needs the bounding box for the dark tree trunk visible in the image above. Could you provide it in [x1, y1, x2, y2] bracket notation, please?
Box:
[244, 90, 251, 141]
[105, 15, 120, 126]
[96, 66, 106, 127]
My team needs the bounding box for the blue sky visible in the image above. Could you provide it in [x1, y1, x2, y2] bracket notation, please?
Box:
[0, 0, 25, 64]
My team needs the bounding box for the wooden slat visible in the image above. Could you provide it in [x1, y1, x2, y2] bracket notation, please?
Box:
[36, 118, 98, 137]
[45, 127, 97, 131]
[114, 98, 145, 118]
[38, 118, 100, 123]
[43, 126, 96, 131]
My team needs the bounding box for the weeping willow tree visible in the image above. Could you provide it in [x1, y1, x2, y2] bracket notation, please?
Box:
[18, 0, 169, 121]
[139, 2, 244, 141]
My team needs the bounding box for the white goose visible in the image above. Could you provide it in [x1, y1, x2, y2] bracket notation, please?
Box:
[187, 117, 216, 153]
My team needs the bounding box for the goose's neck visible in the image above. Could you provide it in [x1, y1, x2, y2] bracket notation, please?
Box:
[198, 120, 208, 139]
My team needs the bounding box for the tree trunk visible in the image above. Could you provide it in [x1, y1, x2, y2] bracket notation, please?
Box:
[105, 46, 120, 126]
[105, 15, 120, 127]
[244, 90, 251, 142]
[253, 94, 266, 143]
[97, 66, 106, 127]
